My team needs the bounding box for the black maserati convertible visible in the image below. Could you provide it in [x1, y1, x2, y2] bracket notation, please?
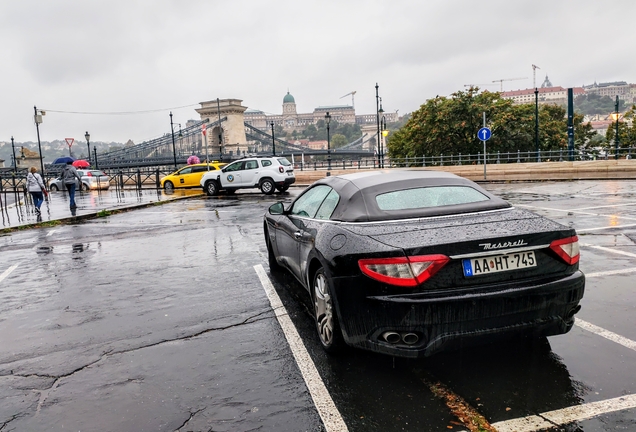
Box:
[263, 170, 585, 358]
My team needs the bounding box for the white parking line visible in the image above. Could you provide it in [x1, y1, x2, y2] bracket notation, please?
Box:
[516, 204, 636, 221]
[0, 264, 19, 284]
[253, 264, 348, 432]
[578, 223, 636, 232]
[575, 319, 636, 352]
[46, 229, 57, 237]
[585, 268, 636, 278]
[492, 393, 636, 432]
[574, 202, 636, 211]
[581, 244, 636, 259]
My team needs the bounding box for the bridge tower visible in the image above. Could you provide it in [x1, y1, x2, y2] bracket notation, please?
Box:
[196, 99, 249, 158]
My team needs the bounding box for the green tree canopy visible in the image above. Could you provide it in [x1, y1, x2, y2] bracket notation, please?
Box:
[388, 88, 597, 158]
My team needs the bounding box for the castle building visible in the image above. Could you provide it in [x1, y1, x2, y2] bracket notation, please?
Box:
[244, 91, 397, 131]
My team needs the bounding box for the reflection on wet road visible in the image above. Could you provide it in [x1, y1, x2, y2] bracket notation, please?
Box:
[0, 181, 635, 431]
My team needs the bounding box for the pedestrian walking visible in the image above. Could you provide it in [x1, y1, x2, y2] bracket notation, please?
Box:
[26, 167, 47, 217]
[62, 161, 82, 209]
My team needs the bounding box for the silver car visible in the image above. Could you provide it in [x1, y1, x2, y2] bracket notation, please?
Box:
[49, 169, 111, 191]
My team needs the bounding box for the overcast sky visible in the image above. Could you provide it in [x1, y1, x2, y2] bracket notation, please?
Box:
[1, 0, 634, 144]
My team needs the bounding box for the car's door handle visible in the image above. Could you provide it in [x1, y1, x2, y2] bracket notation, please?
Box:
[294, 231, 302, 239]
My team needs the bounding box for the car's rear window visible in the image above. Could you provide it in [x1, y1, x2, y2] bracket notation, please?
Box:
[277, 158, 291, 166]
[376, 186, 489, 211]
[89, 170, 107, 176]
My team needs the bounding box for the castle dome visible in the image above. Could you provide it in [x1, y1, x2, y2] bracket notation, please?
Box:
[283, 92, 295, 103]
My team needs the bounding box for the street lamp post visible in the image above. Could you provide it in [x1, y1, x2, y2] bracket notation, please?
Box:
[217, 98, 223, 160]
[84, 131, 91, 164]
[381, 117, 388, 166]
[270, 121, 276, 156]
[535, 88, 540, 161]
[10, 136, 16, 173]
[378, 101, 384, 168]
[375, 83, 381, 168]
[33, 106, 45, 175]
[169, 112, 177, 169]
[614, 95, 620, 160]
[325, 111, 332, 171]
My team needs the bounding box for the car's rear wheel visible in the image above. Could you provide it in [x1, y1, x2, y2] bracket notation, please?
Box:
[260, 178, 275, 195]
[50, 184, 59, 192]
[276, 185, 289, 193]
[204, 180, 218, 196]
[313, 267, 344, 353]
[265, 227, 282, 272]
[164, 181, 174, 191]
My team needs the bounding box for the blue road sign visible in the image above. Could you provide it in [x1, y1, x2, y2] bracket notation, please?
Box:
[478, 127, 492, 141]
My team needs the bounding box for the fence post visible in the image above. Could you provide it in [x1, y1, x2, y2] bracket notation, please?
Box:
[136, 169, 141, 190]
[517, 150, 521, 163]
[118, 170, 124, 189]
[440, 154, 444, 166]
[497, 151, 501, 164]
[458, 153, 462, 165]
[156, 168, 160, 188]
[478, 152, 481, 165]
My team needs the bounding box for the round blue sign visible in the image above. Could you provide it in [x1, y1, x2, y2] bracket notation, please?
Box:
[478, 127, 492, 141]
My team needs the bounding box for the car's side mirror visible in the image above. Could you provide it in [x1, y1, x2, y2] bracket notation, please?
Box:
[269, 202, 285, 215]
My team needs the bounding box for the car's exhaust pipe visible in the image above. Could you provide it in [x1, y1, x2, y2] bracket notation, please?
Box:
[567, 305, 582, 319]
[402, 333, 419, 345]
[382, 332, 401, 344]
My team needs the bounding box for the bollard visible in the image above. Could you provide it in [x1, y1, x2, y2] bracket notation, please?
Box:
[559, 149, 563, 162]
[422, 155, 426, 167]
[517, 150, 521, 163]
[497, 151, 501, 164]
[459, 153, 462, 165]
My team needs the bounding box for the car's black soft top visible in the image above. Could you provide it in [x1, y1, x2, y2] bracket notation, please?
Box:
[313, 170, 511, 222]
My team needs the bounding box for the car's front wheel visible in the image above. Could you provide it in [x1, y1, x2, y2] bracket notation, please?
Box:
[313, 267, 344, 353]
[204, 180, 218, 196]
[50, 184, 59, 192]
[260, 178, 275, 195]
[163, 181, 174, 191]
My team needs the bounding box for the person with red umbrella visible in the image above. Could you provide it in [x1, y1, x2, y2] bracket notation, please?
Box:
[61, 161, 82, 209]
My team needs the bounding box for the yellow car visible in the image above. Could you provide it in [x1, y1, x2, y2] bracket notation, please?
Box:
[161, 162, 226, 190]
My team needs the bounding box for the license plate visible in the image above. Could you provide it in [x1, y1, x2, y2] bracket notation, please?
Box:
[287, 172, 294, 176]
[462, 251, 536, 277]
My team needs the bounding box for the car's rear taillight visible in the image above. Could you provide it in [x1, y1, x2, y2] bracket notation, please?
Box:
[86, 172, 93, 177]
[279, 166, 284, 173]
[549, 236, 580, 265]
[358, 254, 450, 287]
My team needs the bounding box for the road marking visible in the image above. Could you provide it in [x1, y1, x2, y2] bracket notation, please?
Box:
[581, 244, 636, 259]
[585, 267, 636, 278]
[575, 318, 636, 352]
[491, 393, 636, 432]
[578, 223, 636, 232]
[46, 229, 57, 237]
[0, 264, 19, 284]
[253, 264, 348, 432]
[574, 202, 636, 211]
[515, 204, 636, 221]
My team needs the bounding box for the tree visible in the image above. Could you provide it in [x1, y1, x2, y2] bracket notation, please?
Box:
[331, 134, 348, 149]
[388, 87, 597, 159]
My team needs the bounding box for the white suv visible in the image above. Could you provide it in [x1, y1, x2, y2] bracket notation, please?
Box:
[200, 156, 295, 196]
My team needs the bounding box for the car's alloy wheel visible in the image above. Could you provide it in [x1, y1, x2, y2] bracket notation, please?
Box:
[313, 268, 343, 353]
[164, 181, 174, 191]
[204, 180, 218, 196]
[260, 179, 275, 195]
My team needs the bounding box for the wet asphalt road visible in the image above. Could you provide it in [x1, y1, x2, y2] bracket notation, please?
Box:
[0, 180, 635, 431]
